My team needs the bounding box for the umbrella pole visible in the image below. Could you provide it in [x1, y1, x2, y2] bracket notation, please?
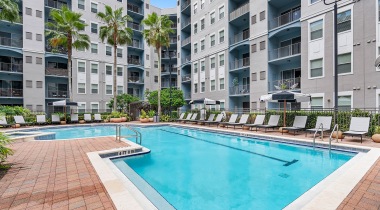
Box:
[283, 100, 286, 127]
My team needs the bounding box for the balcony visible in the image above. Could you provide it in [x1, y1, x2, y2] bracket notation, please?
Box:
[229, 3, 249, 22]
[0, 37, 22, 48]
[128, 41, 143, 50]
[127, 22, 143, 31]
[184, 92, 191, 100]
[46, 89, 68, 98]
[128, 58, 143, 66]
[170, 37, 177, 44]
[182, 74, 191, 82]
[181, 37, 191, 47]
[181, 18, 191, 30]
[128, 76, 144, 84]
[162, 82, 177, 88]
[181, 0, 191, 11]
[182, 55, 191, 64]
[45, 67, 68, 77]
[0, 62, 22, 73]
[0, 88, 23, 97]
[229, 84, 250, 96]
[45, 45, 67, 55]
[268, 77, 301, 92]
[45, 0, 68, 9]
[127, 3, 143, 15]
[162, 52, 176, 59]
[269, 43, 301, 61]
[161, 67, 177, 74]
[231, 30, 249, 45]
[269, 7, 301, 30]
[230, 58, 250, 72]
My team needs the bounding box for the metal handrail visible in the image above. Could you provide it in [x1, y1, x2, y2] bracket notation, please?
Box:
[313, 123, 324, 148]
[116, 124, 142, 145]
[329, 124, 339, 151]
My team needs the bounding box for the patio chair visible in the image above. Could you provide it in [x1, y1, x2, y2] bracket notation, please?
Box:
[70, 114, 79, 123]
[51, 114, 61, 124]
[192, 114, 215, 123]
[184, 113, 198, 124]
[244, 115, 265, 130]
[84, 114, 92, 123]
[175, 113, 186, 122]
[281, 116, 308, 135]
[0, 116, 12, 128]
[36, 115, 48, 125]
[204, 114, 223, 126]
[225, 114, 250, 129]
[94, 114, 102, 123]
[14, 116, 33, 126]
[343, 117, 370, 143]
[180, 113, 193, 123]
[218, 114, 238, 128]
[306, 116, 332, 137]
[255, 115, 280, 132]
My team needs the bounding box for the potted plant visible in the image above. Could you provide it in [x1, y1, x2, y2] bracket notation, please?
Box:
[120, 114, 127, 122]
[148, 110, 155, 122]
[331, 130, 345, 140]
[55, 112, 66, 125]
[372, 126, 380, 143]
[140, 110, 149, 123]
[110, 111, 122, 123]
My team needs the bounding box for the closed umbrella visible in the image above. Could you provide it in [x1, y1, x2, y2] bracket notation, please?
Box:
[48, 100, 78, 122]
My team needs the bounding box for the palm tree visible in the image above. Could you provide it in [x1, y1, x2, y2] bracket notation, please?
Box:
[46, 6, 90, 103]
[97, 5, 133, 111]
[142, 13, 174, 116]
[0, 0, 20, 23]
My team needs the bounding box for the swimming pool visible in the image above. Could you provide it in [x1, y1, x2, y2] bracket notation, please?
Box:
[109, 126, 355, 210]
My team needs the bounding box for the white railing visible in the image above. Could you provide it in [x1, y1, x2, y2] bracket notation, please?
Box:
[229, 3, 250, 21]
[269, 42, 301, 61]
[230, 57, 250, 70]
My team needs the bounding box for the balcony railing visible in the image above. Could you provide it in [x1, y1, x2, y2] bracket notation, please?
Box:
[230, 57, 250, 70]
[181, 18, 191, 29]
[229, 3, 250, 21]
[181, 36, 191, 46]
[269, 42, 301, 61]
[170, 37, 177, 44]
[269, 8, 301, 30]
[127, 22, 143, 31]
[46, 90, 68, 98]
[45, 67, 68, 77]
[128, 58, 143, 66]
[182, 74, 191, 82]
[231, 30, 250, 45]
[45, 0, 68, 9]
[171, 23, 177, 29]
[128, 76, 144, 83]
[162, 52, 176, 59]
[184, 92, 191, 99]
[229, 84, 250, 95]
[162, 82, 177, 88]
[127, 3, 143, 15]
[161, 67, 177, 73]
[0, 62, 23, 73]
[182, 55, 191, 64]
[181, 0, 191, 10]
[45, 45, 67, 54]
[129, 41, 143, 49]
[0, 37, 22, 48]
[268, 77, 301, 92]
[0, 88, 23, 97]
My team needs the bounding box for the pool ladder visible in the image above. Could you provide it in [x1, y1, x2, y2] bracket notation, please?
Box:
[329, 124, 339, 151]
[115, 124, 142, 145]
[313, 123, 324, 148]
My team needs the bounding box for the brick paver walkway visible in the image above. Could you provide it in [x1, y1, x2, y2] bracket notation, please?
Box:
[0, 137, 128, 210]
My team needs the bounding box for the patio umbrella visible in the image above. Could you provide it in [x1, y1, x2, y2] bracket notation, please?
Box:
[48, 100, 78, 121]
[189, 98, 220, 105]
[260, 91, 311, 127]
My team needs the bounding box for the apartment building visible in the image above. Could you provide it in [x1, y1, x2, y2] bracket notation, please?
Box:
[178, 0, 380, 111]
[0, 0, 177, 113]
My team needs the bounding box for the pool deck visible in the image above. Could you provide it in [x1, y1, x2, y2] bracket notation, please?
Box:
[0, 122, 379, 209]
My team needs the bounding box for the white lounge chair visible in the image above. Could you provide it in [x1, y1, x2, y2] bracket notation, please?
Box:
[244, 115, 265, 130]
[184, 113, 198, 124]
[36, 115, 47, 125]
[204, 114, 223, 126]
[51, 114, 61, 124]
[256, 115, 280, 132]
[343, 117, 370, 143]
[218, 114, 238, 127]
[226, 114, 250, 129]
[281, 116, 308, 135]
[191, 114, 215, 123]
[175, 113, 186, 122]
[0, 116, 12, 127]
[84, 114, 92, 122]
[14, 116, 33, 126]
[306, 116, 332, 137]
[180, 113, 193, 123]
[94, 114, 102, 122]
[70, 114, 79, 123]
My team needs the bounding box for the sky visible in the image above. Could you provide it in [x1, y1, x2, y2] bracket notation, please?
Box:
[150, 0, 177, 8]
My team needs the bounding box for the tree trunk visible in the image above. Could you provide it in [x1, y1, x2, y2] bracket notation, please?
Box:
[67, 33, 72, 104]
[113, 43, 117, 111]
[157, 47, 161, 116]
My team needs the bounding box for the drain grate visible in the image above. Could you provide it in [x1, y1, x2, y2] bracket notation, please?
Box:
[278, 173, 290, 178]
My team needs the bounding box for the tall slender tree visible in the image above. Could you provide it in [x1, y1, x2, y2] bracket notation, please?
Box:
[97, 5, 133, 111]
[142, 13, 174, 116]
[0, 0, 20, 23]
[46, 6, 90, 102]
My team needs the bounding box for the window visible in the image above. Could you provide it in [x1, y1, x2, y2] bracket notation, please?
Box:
[117, 66, 123, 76]
[310, 20, 323, 40]
[91, 103, 99, 113]
[26, 80, 32, 88]
[78, 83, 86, 93]
[154, 76, 158, 83]
[154, 61, 158, 68]
[194, 83, 198, 93]
[146, 71, 149, 77]
[193, 63, 198, 73]
[219, 54, 224, 66]
[194, 23, 198, 34]
[91, 43, 98, 54]
[219, 6, 225, 19]
[219, 78, 224, 90]
[201, 18, 205, 30]
[337, 10, 351, 33]
[201, 0, 205, 9]
[210, 34, 215, 47]
[78, 0, 85, 10]
[36, 57, 42, 64]
[201, 39, 205, 51]
[117, 48, 123, 58]
[77, 103, 86, 113]
[210, 57, 216, 69]
[91, 23, 98, 34]
[36, 105, 43, 112]
[201, 82, 205, 93]
[251, 72, 257, 81]
[78, 61, 85, 73]
[337, 53, 352, 74]
[338, 95, 351, 110]
[91, 84, 98, 94]
[36, 34, 42, 41]
[106, 65, 112, 75]
[106, 46, 112, 56]
[117, 86, 123, 94]
[26, 32, 32, 40]
[260, 11, 265, 21]
[194, 3, 198, 14]
[106, 85, 112, 95]
[251, 15, 256, 24]
[310, 58, 323, 78]
[311, 97, 323, 109]
[26, 56, 32, 63]
[201, 60, 205, 71]
[260, 41, 266, 50]
[36, 10, 42, 18]
[146, 3, 149, 9]
[146, 54, 149, 60]
[251, 44, 257, 53]
[91, 2, 97, 13]
[260, 71, 266, 80]
[211, 80, 215, 91]
[26, 7, 32, 16]
[210, 12, 215, 24]
[36, 81, 43, 88]
[194, 43, 198, 54]
[91, 63, 98, 74]
[219, 30, 224, 43]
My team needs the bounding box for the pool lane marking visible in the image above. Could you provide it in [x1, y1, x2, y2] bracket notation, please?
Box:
[158, 129, 298, 167]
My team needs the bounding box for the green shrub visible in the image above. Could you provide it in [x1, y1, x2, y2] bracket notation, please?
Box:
[0, 133, 13, 167]
[160, 114, 170, 122]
